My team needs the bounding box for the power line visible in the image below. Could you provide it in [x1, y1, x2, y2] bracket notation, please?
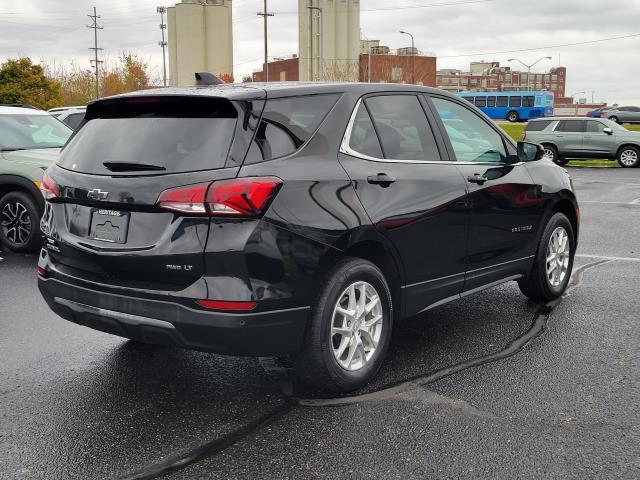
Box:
[86, 6, 104, 98]
[439, 32, 640, 58]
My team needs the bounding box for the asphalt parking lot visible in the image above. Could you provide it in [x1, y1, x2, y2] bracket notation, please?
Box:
[1, 167, 638, 480]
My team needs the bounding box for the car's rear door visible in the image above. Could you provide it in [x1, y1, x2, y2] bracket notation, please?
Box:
[42, 94, 264, 291]
[554, 119, 587, 156]
[338, 93, 469, 317]
[426, 94, 545, 292]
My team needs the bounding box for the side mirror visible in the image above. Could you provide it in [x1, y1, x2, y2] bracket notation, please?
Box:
[517, 141, 544, 162]
[603, 127, 613, 135]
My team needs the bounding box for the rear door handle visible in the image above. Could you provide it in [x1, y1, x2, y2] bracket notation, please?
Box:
[467, 173, 488, 185]
[367, 173, 396, 187]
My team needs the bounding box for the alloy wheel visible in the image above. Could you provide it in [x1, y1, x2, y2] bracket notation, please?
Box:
[542, 148, 555, 162]
[619, 149, 638, 167]
[1, 201, 32, 246]
[330, 281, 383, 371]
[546, 226, 570, 287]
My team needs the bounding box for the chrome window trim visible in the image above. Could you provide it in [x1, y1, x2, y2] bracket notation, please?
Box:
[339, 97, 524, 167]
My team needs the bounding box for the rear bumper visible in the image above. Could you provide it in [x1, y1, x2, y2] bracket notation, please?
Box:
[38, 276, 309, 356]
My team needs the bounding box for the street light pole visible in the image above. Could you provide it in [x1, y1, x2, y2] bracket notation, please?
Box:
[308, 6, 323, 81]
[508, 56, 552, 92]
[571, 91, 586, 116]
[399, 30, 415, 84]
[361, 29, 372, 82]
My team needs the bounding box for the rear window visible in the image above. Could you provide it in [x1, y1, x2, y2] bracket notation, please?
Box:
[556, 120, 586, 133]
[246, 94, 340, 163]
[525, 120, 553, 131]
[58, 97, 237, 175]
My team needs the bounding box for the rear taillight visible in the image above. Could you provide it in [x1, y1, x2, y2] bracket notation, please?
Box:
[37, 266, 48, 278]
[40, 173, 59, 200]
[156, 177, 282, 217]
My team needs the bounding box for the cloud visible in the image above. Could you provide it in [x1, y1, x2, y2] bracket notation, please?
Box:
[1, 0, 639, 104]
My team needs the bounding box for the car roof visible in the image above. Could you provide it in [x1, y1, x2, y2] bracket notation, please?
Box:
[91, 82, 454, 105]
[48, 106, 86, 112]
[0, 106, 49, 115]
[530, 116, 607, 121]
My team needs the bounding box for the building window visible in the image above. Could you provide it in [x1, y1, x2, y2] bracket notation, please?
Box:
[391, 67, 403, 81]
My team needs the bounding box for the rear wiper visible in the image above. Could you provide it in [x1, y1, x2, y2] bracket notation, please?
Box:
[103, 161, 166, 172]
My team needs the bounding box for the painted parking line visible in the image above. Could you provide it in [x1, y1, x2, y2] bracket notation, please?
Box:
[579, 200, 640, 205]
[577, 254, 640, 262]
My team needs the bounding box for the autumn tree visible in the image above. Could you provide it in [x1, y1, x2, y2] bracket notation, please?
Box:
[0, 57, 62, 109]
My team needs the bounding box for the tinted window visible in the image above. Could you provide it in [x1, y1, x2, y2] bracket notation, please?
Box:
[463, 97, 474, 104]
[522, 96, 535, 107]
[432, 97, 508, 163]
[487, 96, 496, 107]
[509, 96, 522, 107]
[496, 96, 508, 107]
[63, 113, 85, 130]
[251, 94, 339, 162]
[525, 120, 553, 131]
[474, 96, 487, 107]
[365, 95, 440, 161]
[59, 116, 236, 175]
[348, 102, 383, 158]
[556, 120, 586, 133]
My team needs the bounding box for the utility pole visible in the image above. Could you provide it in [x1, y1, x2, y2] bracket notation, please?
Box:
[86, 6, 103, 98]
[157, 6, 168, 87]
[257, 1, 274, 82]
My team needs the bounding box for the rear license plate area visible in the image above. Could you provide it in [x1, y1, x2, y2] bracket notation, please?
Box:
[89, 209, 130, 244]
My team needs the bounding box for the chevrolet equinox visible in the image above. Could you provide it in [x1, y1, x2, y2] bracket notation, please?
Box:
[38, 83, 579, 392]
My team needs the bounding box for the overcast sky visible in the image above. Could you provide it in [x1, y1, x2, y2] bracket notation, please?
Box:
[1, 0, 639, 104]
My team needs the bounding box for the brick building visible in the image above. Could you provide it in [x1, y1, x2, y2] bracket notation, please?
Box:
[252, 56, 299, 82]
[252, 51, 437, 87]
[436, 62, 566, 99]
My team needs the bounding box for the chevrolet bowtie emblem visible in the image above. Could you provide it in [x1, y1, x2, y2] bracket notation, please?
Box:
[87, 188, 109, 201]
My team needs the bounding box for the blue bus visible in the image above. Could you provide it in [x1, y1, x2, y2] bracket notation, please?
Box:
[457, 91, 554, 122]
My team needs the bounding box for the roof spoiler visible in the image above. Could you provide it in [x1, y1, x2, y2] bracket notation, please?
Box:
[195, 72, 224, 86]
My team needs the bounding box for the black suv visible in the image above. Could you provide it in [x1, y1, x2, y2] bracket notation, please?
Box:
[38, 83, 579, 392]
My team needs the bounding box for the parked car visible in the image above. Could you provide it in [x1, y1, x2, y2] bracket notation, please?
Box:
[48, 106, 86, 117]
[54, 107, 86, 131]
[0, 105, 72, 252]
[586, 107, 612, 118]
[601, 106, 640, 124]
[38, 83, 579, 392]
[523, 117, 640, 167]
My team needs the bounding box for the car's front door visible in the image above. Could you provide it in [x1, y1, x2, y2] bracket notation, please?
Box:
[338, 93, 469, 317]
[554, 119, 587, 156]
[582, 120, 618, 157]
[426, 95, 546, 292]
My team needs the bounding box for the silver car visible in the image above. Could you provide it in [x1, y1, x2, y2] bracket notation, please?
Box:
[602, 106, 640, 124]
[523, 117, 640, 168]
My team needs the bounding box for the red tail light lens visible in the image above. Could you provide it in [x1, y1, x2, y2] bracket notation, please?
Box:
[40, 173, 59, 200]
[196, 299, 257, 311]
[206, 177, 281, 217]
[37, 266, 48, 278]
[156, 177, 281, 217]
[156, 182, 209, 214]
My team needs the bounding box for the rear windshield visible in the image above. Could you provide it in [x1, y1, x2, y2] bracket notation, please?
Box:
[525, 120, 553, 131]
[58, 97, 237, 175]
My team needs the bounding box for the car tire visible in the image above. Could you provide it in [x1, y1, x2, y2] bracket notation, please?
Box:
[541, 144, 563, 165]
[507, 111, 519, 122]
[609, 116, 618, 123]
[617, 145, 640, 168]
[0, 191, 41, 253]
[518, 212, 575, 302]
[294, 257, 393, 392]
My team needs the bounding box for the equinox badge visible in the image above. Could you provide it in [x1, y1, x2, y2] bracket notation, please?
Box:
[87, 188, 109, 201]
